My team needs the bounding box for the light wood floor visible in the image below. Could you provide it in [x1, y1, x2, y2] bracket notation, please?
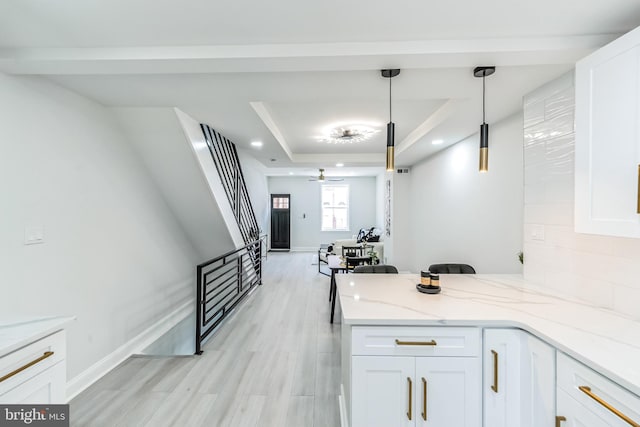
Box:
[70, 252, 341, 427]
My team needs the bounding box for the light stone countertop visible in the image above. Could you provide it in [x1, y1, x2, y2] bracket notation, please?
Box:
[336, 273, 640, 397]
[0, 316, 76, 358]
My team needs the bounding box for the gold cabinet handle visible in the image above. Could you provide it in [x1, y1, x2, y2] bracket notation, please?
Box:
[421, 377, 427, 421]
[0, 351, 54, 383]
[555, 415, 566, 427]
[636, 164, 640, 214]
[407, 377, 412, 420]
[395, 339, 437, 346]
[491, 349, 498, 393]
[579, 386, 640, 427]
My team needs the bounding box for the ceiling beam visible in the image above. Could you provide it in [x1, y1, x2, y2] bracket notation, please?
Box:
[0, 35, 616, 75]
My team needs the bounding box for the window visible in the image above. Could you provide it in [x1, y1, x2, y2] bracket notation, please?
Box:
[321, 185, 349, 231]
[272, 197, 289, 209]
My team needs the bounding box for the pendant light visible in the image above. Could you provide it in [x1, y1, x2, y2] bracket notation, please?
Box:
[381, 69, 400, 172]
[473, 66, 495, 172]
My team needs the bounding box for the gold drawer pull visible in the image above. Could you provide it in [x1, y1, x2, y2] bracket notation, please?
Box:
[0, 351, 55, 383]
[491, 350, 498, 393]
[579, 386, 640, 427]
[407, 377, 412, 420]
[555, 415, 566, 427]
[421, 377, 427, 421]
[395, 339, 437, 346]
[637, 164, 640, 214]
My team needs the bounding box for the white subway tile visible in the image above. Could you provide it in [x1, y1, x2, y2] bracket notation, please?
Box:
[613, 285, 640, 320]
[545, 202, 573, 226]
[524, 99, 545, 128]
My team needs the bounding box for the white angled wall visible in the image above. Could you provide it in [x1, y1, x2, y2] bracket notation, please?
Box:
[393, 114, 524, 273]
[0, 73, 199, 380]
[523, 73, 640, 320]
[267, 176, 377, 251]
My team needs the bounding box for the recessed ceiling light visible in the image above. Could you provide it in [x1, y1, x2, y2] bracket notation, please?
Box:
[251, 141, 263, 147]
[289, 172, 294, 175]
[336, 163, 344, 167]
[432, 139, 444, 145]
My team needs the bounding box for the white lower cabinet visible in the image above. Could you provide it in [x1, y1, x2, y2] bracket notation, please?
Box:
[556, 352, 640, 427]
[416, 357, 480, 427]
[352, 356, 414, 427]
[350, 326, 481, 427]
[483, 329, 555, 427]
[0, 330, 67, 404]
[556, 389, 610, 427]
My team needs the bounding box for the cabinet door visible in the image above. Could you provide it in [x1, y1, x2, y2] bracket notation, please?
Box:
[352, 356, 414, 427]
[575, 25, 640, 238]
[483, 329, 522, 427]
[520, 333, 555, 427]
[0, 361, 66, 404]
[557, 389, 611, 427]
[415, 357, 480, 427]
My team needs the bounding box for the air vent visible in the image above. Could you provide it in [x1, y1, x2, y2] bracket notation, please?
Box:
[396, 168, 410, 174]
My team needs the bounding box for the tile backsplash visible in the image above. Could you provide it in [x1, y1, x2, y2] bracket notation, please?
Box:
[523, 72, 640, 320]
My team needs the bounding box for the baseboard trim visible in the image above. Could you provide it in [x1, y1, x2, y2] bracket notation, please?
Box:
[339, 383, 349, 427]
[65, 299, 193, 402]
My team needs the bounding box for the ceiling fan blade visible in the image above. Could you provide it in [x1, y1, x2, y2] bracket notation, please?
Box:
[328, 178, 344, 181]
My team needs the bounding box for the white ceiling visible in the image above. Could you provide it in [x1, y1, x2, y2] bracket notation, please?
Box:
[1, 0, 639, 176]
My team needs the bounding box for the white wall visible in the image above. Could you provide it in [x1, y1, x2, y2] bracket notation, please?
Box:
[113, 107, 235, 260]
[236, 148, 270, 235]
[0, 73, 199, 380]
[267, 176, 377, 250]
[393, 114, 524, 273]
[523, 73, 640, 320]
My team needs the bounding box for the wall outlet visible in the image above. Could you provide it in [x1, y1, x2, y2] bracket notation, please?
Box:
[24, 226, 45, 245]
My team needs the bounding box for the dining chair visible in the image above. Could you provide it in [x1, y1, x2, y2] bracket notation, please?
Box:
[342, 245, 365, 257]
[345, 256, 372, 272]
[352, 265, 399, 274]
[427, 263, 476, 274]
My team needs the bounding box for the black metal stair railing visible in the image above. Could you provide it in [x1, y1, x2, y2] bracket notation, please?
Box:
[196, 238, 263, 354]
[200, 124, 260, 244]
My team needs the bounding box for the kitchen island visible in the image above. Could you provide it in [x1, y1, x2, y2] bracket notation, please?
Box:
[336, 274, 640, 427]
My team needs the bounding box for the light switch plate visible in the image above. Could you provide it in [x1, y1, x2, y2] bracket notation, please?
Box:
[24, 226, 45, 245]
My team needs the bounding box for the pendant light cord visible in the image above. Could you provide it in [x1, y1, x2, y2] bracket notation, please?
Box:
[389, 76, 392, 122]
[482, 75, 486, 124]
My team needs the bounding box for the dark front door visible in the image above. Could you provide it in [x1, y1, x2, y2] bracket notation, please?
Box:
[270, 194, 290, 250]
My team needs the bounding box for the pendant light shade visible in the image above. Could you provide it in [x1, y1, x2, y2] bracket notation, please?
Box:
[381, 69, 400, 172]
[386, 122, 395, 172]
[473, 66, 495, 173]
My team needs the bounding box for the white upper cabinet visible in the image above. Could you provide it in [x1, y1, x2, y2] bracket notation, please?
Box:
[575, 25, 640, 237]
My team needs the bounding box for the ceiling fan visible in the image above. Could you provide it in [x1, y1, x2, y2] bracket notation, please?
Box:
[308, 168, 344, 182]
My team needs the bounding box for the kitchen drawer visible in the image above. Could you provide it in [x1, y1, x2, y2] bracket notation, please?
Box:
[0, 330, 66, 396]
[0, 361, 66, 404]
[352, 326, 480, 357]
[557, 352, 640, 427]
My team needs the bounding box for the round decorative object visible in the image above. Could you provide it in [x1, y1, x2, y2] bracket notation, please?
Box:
[416, 284, 441, 294]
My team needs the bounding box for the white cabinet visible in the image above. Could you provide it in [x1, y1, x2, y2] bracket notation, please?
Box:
[0, 330, 67, 404]
[350, 326, 481, 427]
[556, 352, 640, 427]
[575, 25, 640, 238]
[483, 329, 555, 427]
[557, 389, 610, 427]
[352, 356, 414, 427]
[520, 333, 555, 427]
[483, 329, 522, 427]
[416, 357, 480, 427]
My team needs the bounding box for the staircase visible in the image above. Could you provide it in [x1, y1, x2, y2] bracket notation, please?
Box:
[200, 124, 260, 245]
[194, 124, 263, 354]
